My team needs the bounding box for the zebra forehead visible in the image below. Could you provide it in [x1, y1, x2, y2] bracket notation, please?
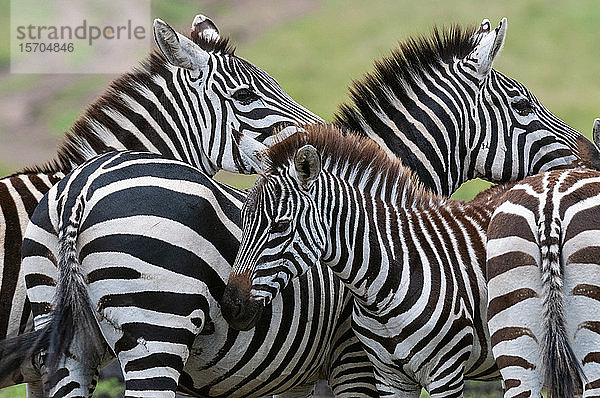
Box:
[246, 176, 286, 215]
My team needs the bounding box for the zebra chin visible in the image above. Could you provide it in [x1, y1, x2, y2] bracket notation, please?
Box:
[221, 274, 265, 331]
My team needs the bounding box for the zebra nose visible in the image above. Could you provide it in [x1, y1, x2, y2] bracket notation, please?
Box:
[221, 275, 263, 331]
[229, 302, 243, 319]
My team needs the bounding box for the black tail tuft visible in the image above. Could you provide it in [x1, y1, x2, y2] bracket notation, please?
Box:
[0, 328, 50, 382]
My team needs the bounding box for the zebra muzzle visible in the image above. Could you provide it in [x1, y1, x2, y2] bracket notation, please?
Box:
[221, 274, 264, 331]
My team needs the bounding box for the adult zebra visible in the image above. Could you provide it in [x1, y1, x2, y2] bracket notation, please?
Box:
[222, 124, 510, 397]
[486, 161, 600, 394]
[3, 16, 600, 397]
[0, 13, 323, 394]
[6, 151, 376, 398]
[334, 19, 600, 195]
[0, 14, 320, 340]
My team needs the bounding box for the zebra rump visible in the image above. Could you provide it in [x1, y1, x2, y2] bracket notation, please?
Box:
[486, 167, 600, 397]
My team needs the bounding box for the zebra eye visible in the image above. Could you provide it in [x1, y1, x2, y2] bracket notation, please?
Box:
[232, 87, 259, 104]
[512, 98, 534, 116]
[270, 218, 291, 234]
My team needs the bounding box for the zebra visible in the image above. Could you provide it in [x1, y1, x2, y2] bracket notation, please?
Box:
[0, 13, 323, 394]
[1, 150, 377, 398]
[3, 16, 600, 396]
[486, 167, 600, 396]
[221, 124, 516, 396]
[334, 18, 600, 196]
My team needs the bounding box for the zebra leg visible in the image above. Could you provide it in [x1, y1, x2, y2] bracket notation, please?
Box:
[562, 226, 600, 397]
[25, 380, 44, 398]
[325, 304, 378, 397]
[487, 238, 544, 398]
[115, 341, 188, 397]
[372, 367, 420, 397]
[95, 304, 204, 397]
[45, 355, 101, 398]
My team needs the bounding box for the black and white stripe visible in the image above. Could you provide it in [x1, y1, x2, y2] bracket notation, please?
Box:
[5, 151, 374, 397]
[2, 15, 599, 396]
[334, 18, 600, 195]
[223, 125, 504, 397]
[0, 14, 322, 393]
[486, 167, 600, 397]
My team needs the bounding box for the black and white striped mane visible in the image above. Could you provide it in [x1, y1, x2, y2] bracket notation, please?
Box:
[335, 24, 477, 131]
[263, 124, 436, 206]
[21, 31, 236, 176]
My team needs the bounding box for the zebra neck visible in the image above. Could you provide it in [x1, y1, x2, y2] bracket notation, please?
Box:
[320, 182, 410, 312]
[335, 64, 480, 196]
[41, 53, 216, 176]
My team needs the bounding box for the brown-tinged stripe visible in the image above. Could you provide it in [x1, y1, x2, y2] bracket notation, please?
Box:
[495, 355, 536, 371]
[490, 326, 537, 347]
[487, 251, 537, 281]
[488, 288, 538, 320]
[572, 284, 600, 303]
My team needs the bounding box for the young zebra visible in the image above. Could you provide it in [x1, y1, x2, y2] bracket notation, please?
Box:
[222, 124, 511, 397]
[486, 167, 600, 396]
[4, 17, 600, 396]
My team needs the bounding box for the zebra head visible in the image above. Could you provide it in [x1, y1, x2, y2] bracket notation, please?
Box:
[465, 18, 600, 180]
[152, 16, 322, 174]
[222, 145, 325, 331]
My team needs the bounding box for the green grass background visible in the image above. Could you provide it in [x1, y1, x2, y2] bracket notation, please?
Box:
[1, 0, 598, 396]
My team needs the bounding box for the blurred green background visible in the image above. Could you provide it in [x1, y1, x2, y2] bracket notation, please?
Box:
[0, 0, 598, 396]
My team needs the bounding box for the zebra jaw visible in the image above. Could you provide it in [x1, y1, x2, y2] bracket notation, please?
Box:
[221, 274, 265, 331]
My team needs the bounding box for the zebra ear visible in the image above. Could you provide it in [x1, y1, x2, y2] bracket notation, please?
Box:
[191, 14, 220, 43]
[469, 17, 507, 77]
[153, 18, 209, 71]
[294, 145, 321, 189]
[593, 118, 600, 148]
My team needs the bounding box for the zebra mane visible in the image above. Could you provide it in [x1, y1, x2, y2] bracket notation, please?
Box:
[20, 31, 235, 176]
[334, 24, 477, 132]
[264, 124, 436, 206]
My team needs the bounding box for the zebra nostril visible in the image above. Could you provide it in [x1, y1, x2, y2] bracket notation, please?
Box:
[231, 302, 243, 319]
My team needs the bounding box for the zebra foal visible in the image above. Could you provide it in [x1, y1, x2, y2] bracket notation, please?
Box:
[222, 124, 510, 397]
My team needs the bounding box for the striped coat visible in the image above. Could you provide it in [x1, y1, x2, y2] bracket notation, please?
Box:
[486, 168, 600, 397]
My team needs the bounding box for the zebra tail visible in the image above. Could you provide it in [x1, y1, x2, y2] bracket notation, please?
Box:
[46, 199, 103, 373]
[539, 217, 585, 397]
[0, 329, 48, 380]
